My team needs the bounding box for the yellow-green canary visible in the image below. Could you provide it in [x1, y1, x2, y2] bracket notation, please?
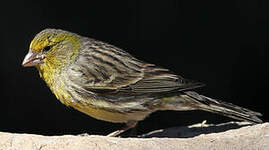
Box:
[22, 29, 262, 136]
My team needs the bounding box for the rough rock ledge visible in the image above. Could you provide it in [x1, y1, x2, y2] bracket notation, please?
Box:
[0, 122, 268, 150]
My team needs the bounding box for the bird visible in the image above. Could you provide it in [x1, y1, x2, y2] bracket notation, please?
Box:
[22, 29, 262, 137]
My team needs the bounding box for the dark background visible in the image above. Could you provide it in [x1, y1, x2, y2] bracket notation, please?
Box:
[0, 0, 267, 136]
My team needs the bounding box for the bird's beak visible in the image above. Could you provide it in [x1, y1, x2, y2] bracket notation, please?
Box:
[22, 50, 45, 67]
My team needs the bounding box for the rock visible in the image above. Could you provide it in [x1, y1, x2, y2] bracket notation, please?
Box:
[0, 122, 268, 150]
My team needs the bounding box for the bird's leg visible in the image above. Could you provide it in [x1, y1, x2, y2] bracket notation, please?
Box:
[129, 125, 137, 137]
[107, 120, 137, 137]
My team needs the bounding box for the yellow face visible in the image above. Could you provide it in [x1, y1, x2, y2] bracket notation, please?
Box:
[30, 31, 55, 53]
[22, 29, 80, 68]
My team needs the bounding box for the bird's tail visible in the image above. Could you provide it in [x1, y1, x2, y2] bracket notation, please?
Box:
[168, 91, 263, 123]
[183, 91, 263, 123]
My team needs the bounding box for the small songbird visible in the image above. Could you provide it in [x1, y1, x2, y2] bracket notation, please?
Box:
[22, 29, 262, 136]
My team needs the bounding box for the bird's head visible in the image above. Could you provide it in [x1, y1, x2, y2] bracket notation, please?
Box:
[22, 29, 80, 70]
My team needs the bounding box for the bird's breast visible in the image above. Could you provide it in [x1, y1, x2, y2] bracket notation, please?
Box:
[39, 66, 152, 123]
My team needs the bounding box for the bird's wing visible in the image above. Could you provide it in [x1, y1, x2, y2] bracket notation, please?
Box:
[68, 42, 204, 100]
[116, 63, 204, 94]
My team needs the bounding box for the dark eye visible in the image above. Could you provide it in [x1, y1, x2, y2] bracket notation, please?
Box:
[43, 45, 51, 52]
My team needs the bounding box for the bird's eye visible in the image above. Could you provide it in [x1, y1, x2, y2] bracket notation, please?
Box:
[43, 45, 51, 52]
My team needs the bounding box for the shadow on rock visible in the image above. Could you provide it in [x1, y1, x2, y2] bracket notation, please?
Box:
[140, 121, 252, 138]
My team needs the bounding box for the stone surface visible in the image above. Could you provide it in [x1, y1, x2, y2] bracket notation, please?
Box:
[0, 122, 268, 150]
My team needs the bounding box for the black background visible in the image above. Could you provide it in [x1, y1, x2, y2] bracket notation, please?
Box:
[0, 0, 268, 136]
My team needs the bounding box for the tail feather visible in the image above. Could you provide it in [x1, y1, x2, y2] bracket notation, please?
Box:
[184, 91, 263, 123]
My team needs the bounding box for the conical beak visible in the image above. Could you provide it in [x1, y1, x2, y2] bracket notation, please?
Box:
[22, 50, 44, 67]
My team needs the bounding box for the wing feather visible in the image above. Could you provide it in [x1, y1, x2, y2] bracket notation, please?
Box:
[68, 40, 204, 101]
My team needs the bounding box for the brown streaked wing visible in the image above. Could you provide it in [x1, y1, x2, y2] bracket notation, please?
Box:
[122, 64, 205, 94]
[69, 40, 204, 100]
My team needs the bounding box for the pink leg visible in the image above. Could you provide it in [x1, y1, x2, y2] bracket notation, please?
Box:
[107, 121, 137, 137]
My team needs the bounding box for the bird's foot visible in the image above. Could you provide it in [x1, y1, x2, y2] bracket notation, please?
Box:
[107, 120, 137, 137]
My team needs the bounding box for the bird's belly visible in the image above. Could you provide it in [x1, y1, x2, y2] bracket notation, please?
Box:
[50, 78, 152, 123]
[71, 103, 151, 123]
